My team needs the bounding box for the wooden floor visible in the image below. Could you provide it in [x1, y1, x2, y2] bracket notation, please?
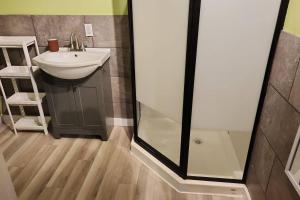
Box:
[0, 125, 242, 200]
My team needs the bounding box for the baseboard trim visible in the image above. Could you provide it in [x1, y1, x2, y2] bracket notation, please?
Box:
[2, 116, 133, 128]
[113, 118, 133, 126]
[0, 115, 133, 126]
[131, 139, 251, 199]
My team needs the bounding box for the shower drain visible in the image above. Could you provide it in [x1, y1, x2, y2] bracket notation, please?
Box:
[193, 138, 202, 145]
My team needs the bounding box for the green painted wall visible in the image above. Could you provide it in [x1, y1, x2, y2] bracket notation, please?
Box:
[284, 0, 300, 36]
[0, 0, 298, 34]
[0, 0, 128, 15]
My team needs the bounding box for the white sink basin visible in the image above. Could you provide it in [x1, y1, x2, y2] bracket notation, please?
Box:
[33, 48, 110, 79]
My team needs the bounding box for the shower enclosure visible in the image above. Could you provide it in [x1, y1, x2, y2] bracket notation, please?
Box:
[128, 0, 288, 183]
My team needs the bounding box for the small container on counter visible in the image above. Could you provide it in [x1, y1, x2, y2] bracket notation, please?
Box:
[48, 39, 59, 52]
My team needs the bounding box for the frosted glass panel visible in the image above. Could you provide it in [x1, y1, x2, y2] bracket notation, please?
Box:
[191, 0, 281, 132]
[132, 0, 189, 122]
[132, 0, 189, 164]
[188, 0, 281, 179]
[138, 104, 181, 164]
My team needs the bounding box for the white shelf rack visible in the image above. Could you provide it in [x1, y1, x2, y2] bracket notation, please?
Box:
[0, 36, 49, 135]
[7, 92, 46, 106]
[15, 116, 50, 131]
[0, 66, 39, 78]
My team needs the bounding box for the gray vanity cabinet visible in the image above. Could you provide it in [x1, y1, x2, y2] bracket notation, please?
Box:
[72, 68, 106, 132]
[42, 61, 113, 140]
[46, 80, 80, 128]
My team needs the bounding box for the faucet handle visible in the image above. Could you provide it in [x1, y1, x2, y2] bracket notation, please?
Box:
[74, 37, 79, 50]
[70, 33, 75, 50]
[80, 41, 86, 52]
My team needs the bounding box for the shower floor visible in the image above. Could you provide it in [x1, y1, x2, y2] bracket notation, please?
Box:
[138, 105, 243, 179]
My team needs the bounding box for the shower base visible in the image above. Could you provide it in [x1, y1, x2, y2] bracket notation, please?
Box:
[138, 105, 244, 179]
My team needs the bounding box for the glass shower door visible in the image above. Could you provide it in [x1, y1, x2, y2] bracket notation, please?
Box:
[188, 0, 281, 179]
[131, 0, 190, 164]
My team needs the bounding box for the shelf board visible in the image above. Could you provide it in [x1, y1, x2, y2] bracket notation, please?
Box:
[7, 92, 46, 106]
[15, 116, 50, 131]
[0, 36, 36, 47]
[0, 66, 39, 78]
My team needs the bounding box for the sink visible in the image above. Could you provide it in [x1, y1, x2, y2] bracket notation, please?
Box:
[33, 48, 110, 79]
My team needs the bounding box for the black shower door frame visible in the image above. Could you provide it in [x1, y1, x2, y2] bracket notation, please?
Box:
[128, 0, 290, 184]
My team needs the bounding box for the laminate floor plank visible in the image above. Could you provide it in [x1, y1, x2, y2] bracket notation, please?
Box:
[0, 127, 11, 143]
[95, 144, 134, 200]
[19, 139, 74, 200]
[8, 166, 22, 180]
[0, 133, 18, 153]
[57, 160, 92, 200]
[6, 133, 39, 165]
[0, 125, 245, 200]
[13, 144, 57, 195]
[46, 139, 89, 188]
[76, 143, 119, 200]
[36, 187, 61, 200]
[3, 133, 33, 160]
[114, 184, 137, 200]
[134, 165, 155, 200]
[7, 134, 54, 168]
[81, 139, 102, 161]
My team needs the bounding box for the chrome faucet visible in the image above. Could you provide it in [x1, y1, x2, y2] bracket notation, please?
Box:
[80, 42, 86, 52]
[70, 33, 76, 51]
[70, 33, 86, 51]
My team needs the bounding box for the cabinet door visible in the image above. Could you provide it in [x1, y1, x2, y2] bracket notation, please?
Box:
[73, 71, 106, 131]
[44, 79, 80, 128]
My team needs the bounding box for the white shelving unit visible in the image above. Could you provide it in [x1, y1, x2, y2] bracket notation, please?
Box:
[0, 36, 49, 135]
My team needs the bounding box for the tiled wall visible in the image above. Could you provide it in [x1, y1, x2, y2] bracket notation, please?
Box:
[246, 31, 300, 200]
[0, 15, 132, 118]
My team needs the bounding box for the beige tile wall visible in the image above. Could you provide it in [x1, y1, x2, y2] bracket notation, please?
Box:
[0, 15, 132, 118]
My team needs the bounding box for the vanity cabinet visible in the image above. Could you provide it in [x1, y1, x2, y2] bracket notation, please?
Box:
[42, 61, 113, 140]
